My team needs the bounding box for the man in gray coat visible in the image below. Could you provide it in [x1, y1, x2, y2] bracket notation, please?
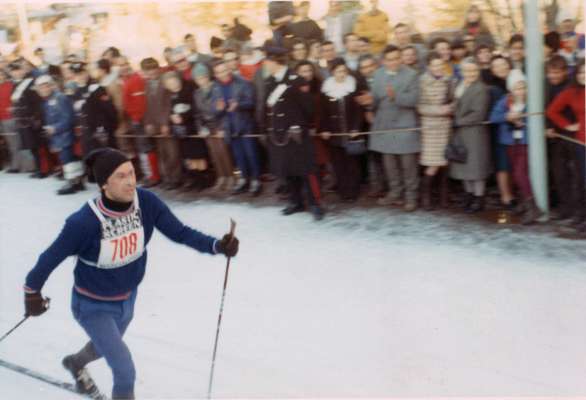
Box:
[369, 45, 420, 211]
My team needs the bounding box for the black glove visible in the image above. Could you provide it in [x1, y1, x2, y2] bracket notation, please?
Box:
[24, 292, 50, 317]
[216, 234, 239, 257]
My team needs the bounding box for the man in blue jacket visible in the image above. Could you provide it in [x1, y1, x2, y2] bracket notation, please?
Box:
[23, 148, 239, 399]
[210, 60, 262, 196]
[36, 74, 85, 194]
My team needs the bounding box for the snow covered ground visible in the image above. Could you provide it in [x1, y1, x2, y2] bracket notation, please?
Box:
[1, 172, 586, 399]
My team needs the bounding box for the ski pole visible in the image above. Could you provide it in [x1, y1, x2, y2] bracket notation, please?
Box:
[1, 296, 51, 344]
[207, 218, 236, 400]
[0, 316, 29, 344]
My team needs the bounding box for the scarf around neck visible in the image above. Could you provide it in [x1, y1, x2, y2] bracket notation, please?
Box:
[321, 75, 356, 99]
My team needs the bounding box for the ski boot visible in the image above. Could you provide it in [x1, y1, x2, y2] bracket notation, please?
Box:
[62, 355, 104, 399]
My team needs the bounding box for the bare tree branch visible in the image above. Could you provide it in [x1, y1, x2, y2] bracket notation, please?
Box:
[544, 0, 559, 32]
[483, 0, 507, 19]
[505, 0, 518, 32]
[484, 0, 511, 46]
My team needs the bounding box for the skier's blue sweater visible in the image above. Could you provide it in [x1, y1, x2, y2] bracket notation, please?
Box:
[25, 188, 219, 300]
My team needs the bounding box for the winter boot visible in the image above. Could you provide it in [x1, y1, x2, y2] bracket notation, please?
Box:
[232, 177, 249, 195]
[57, 181, 80, 195]
[249, 179, 262, 197]
[520, 198, 543, 225]
[310, 205, 325, 221]
[211, 176, 227, 191]
[281, 203, 305, 215]
[62, 355, 101, 396]
[421, 174, 434, 211]
[377, 193, 403, 207]
[438, 168, 450, 208]
[462, 192, 474, 211]
[181, 171, 203, 192]
[466, 195, 485, 213]
[503, 198, 520, 213]
[30, 170, 48, 179]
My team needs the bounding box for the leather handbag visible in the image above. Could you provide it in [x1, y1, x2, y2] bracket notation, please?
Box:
[344, 136, 367, 156]
[444, 133, 467, 163]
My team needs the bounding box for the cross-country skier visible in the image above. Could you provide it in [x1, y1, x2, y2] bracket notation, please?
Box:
[23, 147, 240, 400]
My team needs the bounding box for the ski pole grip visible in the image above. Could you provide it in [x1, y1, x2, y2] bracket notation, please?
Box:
[43, 297, 51, 311]
[228, 218, 236, 243]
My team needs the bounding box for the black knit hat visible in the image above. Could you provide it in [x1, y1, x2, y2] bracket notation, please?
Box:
[84, 148, 130, 187]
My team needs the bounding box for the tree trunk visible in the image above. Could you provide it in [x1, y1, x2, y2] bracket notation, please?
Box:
[544, 0, 559, 32]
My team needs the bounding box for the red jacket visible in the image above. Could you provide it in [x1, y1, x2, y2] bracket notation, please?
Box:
[0, 81, 13, 121]
[122, 73, 147, 123]
[546, 86, 585, 143]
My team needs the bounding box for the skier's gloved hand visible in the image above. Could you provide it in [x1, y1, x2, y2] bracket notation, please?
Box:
[216, 234, 239, 257]
[24, 292, 50, 317]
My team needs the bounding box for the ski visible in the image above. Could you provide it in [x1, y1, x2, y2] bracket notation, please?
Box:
[0, 358, 108, 399]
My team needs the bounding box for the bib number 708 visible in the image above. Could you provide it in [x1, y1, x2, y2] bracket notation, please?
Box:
[111, 232, 138, 262]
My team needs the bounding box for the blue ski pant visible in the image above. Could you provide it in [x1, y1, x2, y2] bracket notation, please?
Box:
[71, 289, 137, 399]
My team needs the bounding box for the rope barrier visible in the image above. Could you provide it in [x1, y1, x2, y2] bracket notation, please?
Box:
[549, 132, 586, 147]
[0, 111, 584, 147]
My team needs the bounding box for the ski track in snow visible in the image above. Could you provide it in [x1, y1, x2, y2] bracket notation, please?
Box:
[1, 173, 585, 399]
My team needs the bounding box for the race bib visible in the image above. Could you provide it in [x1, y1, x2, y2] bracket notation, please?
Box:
[87, 195, 145, 269]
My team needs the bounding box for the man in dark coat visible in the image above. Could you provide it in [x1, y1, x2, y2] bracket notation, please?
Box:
[8, 59, 46, 177]
[263, 44, 324, 220]
[70, 62, 119, 156]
